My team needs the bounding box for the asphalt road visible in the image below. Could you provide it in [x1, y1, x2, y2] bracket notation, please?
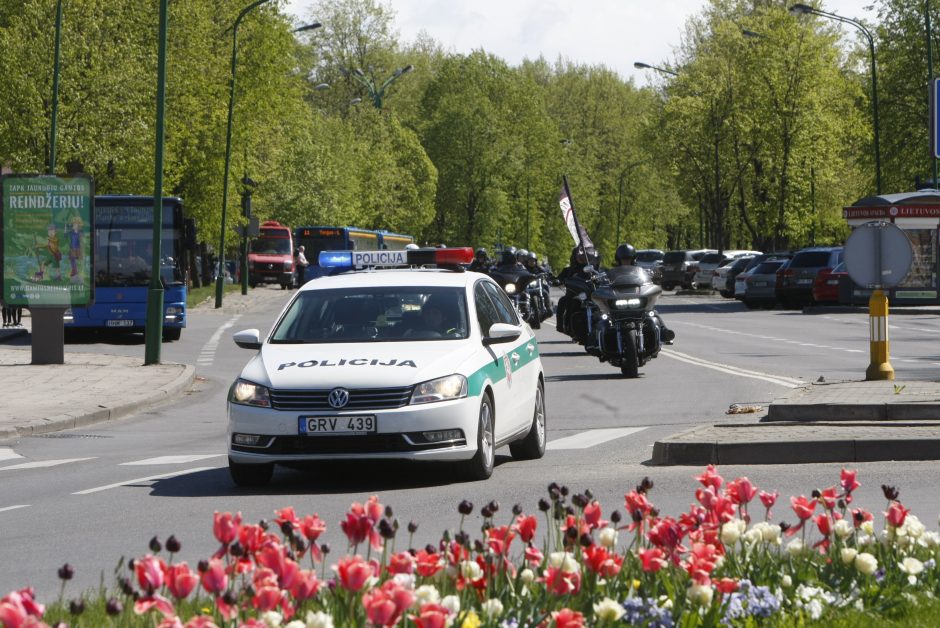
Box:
[3, 287, 940, 601]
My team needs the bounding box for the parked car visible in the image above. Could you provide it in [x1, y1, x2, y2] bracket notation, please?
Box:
[660, 249, 714, 291]
[741, 259, 789, 309]
[714, 255, 757, 297]
[692, 250, 762, 289]
[635, 249, 665, 284]
[812, 261, 848, 305]
[776, 246, 844, 308]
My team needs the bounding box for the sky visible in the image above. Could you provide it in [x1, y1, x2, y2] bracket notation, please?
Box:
[284, 0, 877, 84]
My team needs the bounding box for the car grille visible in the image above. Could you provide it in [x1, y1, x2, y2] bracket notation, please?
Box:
[269, 386, 414, 411]
[234, 433, 465, 455]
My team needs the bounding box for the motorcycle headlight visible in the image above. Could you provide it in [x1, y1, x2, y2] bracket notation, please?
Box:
[230, 379, 271, 407]
[614, 298, 644, 309]
[410, 374, 468, 405]
[504, 284, 517, 294]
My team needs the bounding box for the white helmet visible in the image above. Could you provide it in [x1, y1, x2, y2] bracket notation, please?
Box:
[405, 243, 420, 250]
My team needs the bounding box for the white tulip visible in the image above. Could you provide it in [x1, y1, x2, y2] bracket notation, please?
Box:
[459, 560, 483, 581]
[304, 611, 334, 628]
[687, 583, 714, 606]
[441, 595, 460, 614]
[593, 597, 626, 622]
[481, 598, 504, 618]
[855, 552, 878, 576]
[787, 538, 806, 557]
[833, 519, 854, 540]
[548, 551, 580, 573]
[598, 527, 618, 549]
[414, 585, 440, 607]
[900, 557, 925, 576]
[840, 548, 858, 565]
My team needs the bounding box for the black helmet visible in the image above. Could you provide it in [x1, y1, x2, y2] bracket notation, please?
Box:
[500, 250, 517, 266]
[615, 243, 637, 263]
[515, 248, 528, 262]
[526, 251, 538, 263]
[475, 247, 487, 259]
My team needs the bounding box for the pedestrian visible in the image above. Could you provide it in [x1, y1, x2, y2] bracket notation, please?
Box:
[1, 304, 10, 328]
[295, 246, 309, 287]
[12, 305, 21, 327]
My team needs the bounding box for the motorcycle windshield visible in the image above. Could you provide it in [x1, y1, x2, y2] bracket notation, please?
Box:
[606, 266, 650, 287]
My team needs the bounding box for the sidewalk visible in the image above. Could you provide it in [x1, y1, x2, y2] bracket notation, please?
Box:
[652, 379, 940, 465]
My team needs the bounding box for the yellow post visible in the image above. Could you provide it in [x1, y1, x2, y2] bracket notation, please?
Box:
[866, 288, 894, 380]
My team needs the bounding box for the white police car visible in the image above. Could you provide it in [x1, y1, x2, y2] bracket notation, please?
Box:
[227, 247, 545, 486]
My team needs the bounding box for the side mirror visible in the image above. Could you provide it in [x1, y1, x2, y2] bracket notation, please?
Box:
[482, 323, 522, 346]
[233, 329, 262, 350]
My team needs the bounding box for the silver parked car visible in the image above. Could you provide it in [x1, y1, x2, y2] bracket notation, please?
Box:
[740, 260, 788, 309]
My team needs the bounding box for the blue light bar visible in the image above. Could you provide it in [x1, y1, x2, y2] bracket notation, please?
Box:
[319, 250, 352, 268]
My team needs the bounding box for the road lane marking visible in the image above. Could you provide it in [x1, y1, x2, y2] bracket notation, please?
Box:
[0, 458, 95, 471]
[547, 427, 647, 450]
[73, 467, 216, 495]
[197, 315, 242, 366]
[0, 505, 29, 513]
[121, 454, 225, 466]
[0, 449, 23, 462]
[661, 349, 803, 388]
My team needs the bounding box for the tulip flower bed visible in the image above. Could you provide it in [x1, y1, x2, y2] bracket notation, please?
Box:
[6, 466, 940, 627]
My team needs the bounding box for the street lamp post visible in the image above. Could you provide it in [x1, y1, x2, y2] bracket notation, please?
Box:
[216, 0, 284, 308]
[633, 61, 678, 77]
[616, 160, 647, 245]
[343, 65, 414, 109]
[49, 0, 63, 174]
[790, 3, 882, 194]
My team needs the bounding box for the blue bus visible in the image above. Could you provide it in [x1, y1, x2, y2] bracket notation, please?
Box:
[293, 226, 414, 281]
[65, 196, 193, 341]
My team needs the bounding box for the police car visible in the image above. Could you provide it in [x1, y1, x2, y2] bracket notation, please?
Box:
[227, 247, 545, 486]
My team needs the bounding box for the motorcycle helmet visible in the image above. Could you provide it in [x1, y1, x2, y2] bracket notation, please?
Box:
[475, 247, 487, 259]
[515, 248, 529, 262]
[615, 243, 637, 264]
[525, 251, 538, 265]
[500, 250, 517, 266]
[571, 246, 587, 265]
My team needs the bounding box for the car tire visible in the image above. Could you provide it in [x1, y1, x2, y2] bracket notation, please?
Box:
[162, 327, 182, 342]
[620, 329, 640, 378]
[462, 394, 495, 481]
[663, 282, 675, 291]
[509, 380, 546, 460]
[229, 458, 274, 487]
[719, 290, 733, 298]
[743, 299, 758, 309]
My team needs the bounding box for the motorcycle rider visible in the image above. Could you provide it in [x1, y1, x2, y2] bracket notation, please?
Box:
[555, 246, 596, 336]
[497, 248, 524, 272]
[609, 243, 675, 344]
[469, 247, 491, 272]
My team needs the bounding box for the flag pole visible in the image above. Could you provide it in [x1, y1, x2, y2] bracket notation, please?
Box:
[562, 175, 588, 256]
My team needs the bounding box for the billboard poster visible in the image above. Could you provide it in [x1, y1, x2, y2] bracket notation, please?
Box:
[1, 174, 94, 308]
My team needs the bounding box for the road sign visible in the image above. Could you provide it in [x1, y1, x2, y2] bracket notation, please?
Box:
[843, 220, 913, 289]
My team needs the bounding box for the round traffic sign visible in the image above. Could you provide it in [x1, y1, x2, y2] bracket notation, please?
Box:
[843, 220, 913, 289]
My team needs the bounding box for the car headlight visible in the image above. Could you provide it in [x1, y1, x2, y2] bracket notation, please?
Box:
[284, 260, 293, 271]
[410, 374, 468, 405]
[504, 283, 517, 294]
[230, 379, 271, 407]
[165, 306, 182, 315]
[614, 298, 644, 309]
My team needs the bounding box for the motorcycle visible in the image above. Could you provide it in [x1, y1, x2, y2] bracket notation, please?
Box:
[588, 266, 671, 377]
[489, 267, 541, 329]
[525, 272, 554, 324]
[557, 269, 598, 344]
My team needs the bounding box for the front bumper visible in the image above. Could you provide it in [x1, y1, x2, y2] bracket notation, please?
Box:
[227, 396, 480, 464]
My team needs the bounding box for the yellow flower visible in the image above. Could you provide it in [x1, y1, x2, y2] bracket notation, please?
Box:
[460, 610, 481, 628]
[632, 579, 641, 590]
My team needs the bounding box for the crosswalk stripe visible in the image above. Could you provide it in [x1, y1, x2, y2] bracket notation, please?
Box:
[547, 427, 647, 450]
[0, 448, 23, 462]
[73, 467, 216, 495]
[0, 505, 29, 514]
[0, 458, 95, 471]
[121, 454, 225, 466]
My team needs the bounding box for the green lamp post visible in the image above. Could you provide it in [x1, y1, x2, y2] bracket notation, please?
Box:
[342, 64, 414, 109]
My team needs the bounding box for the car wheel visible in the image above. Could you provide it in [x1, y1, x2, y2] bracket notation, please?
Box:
[509, 380, 546, 460]
[620, 329, 640, 378]
[229, 458, 274, 487]
[719, 290, 733, 298]
[663, 282, 675, 291]
[161, 327, 182, 342]
[743, 299, 758, 309]
[462, 394, 495, 481]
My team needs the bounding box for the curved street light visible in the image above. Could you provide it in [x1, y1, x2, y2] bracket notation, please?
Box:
[789, 3, 881, 194]
[341, 64, 414, 109]
[633, 61, 678, 77]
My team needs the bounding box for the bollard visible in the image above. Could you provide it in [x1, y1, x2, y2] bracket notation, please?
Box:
[865, 288, 894, 380]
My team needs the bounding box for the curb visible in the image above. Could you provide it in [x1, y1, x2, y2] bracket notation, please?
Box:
[767, 402, 940, 421]
[0, 363, 196, 441]
[651, 422, 940, 465]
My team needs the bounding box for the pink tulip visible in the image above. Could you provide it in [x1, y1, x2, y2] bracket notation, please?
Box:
[525, 544, 544, 566]
[791, 495, 815, 520]
[638, 547, 667, 573]
[552, 608, 587, 628]
[583, 501, 607, 530]
[583, 545, 622, 577]
[410, 603, 451, 628]
[886, 501, 911, 528]
[274, 506, 299, 529]
[512, 514, 538, 543]
[300, 514, 327, 542]
[486, 525, 516, 556]
[541, 566, 582, 596]
[696, 464, 724, 490]
[840, 468, 860, 495]
[135, 555, 166, 592]
[759, 491, 778, 509]
[334, 556, 374, 592]
[133, 593, 175, 617]
[388, 551, 415, 574]
[200, 559, 228, 594]
[290, 570, 321, 601]
[726, 477, 757, 505]
[415, 550, 443, 577]
[212, 511, 241, 545]
[251, 585, 283, 613]
[182, 617, 220, 628]
[165, 563, 199, 599]
[362, 580, 414, 627]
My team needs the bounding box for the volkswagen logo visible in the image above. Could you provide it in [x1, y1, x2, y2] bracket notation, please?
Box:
[328, 388, 350, 409]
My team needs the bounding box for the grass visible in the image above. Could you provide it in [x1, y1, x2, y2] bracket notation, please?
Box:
[186, 283, 243, 308]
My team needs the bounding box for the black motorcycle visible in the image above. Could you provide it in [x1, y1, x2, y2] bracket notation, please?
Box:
[489, 268, 541, 328]
[558, 270, 598, 344]
[589, 266, 669, 377]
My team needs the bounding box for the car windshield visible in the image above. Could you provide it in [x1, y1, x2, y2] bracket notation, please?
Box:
[250, 238, 291, 255]
[699, 253, 727, 265]
[636, 251, 663, 262]
[730, 256, 754, 271]
[270, 286, 469, 343]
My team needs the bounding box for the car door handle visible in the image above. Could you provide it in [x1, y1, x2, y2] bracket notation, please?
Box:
[526, 343, 535, 355]
[511, 352, 520, 364]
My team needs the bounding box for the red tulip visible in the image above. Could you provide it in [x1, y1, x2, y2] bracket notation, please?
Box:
[135, 555, 166, 592]
[638, 547, 667, 573]
[624, 489, 652, 519]
[818, 486, 838, 510]
[583, 501, 607, 530]
[696, 464, 724, 490]
[362, 580, 414, 627]
[179, 617, 220, 628]
[852, 507, 874, 528]
[886, 501, 911, 528]
[648, 517, 685, 554]
[541, 566, 582, 596]
[726, 477, 757, 505]
[165, 563, 198, 600]
[512, 514, 538, 543]
[840, 468, 860, 495]
[415, 550, 443, 577]
[334, 556, 374, 592]
[300, 514, 327, 542]
[715, 577, 739, 594]
[238, 523, 268, 554]
[551, 608, 586, 628]
[251, 585, 284, 613]
[759, 491, 778, 509]
[274, 506, 300, 530]
[212, 511, 241, 545]
[486, 525, 516, 556]
[583, 545, 622, 577]
[791, 495, 815, 520]
[410, 603, 451, 628]
[525, 544, 544, 566]
[290, 570, 321, 601]
[133, 593, 175, 618]
[0, 588, 44, 628]
[388, 551, 415, 574]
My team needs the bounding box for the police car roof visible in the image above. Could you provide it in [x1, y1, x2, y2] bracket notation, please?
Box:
[299, 268, 481, 292]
